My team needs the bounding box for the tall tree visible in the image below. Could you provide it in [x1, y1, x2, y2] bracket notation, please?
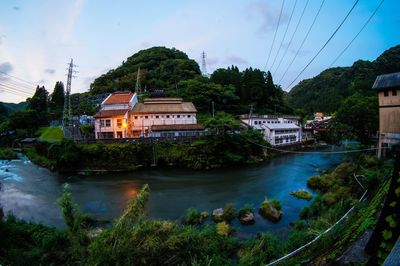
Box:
[49, 81, 65, 119]
[28, 85, 48, 125]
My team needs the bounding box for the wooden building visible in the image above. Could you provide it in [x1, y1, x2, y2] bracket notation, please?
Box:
[372, 72, 400, 157]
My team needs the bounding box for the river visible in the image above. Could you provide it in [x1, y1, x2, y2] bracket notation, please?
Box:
[0, 149, 343, 237]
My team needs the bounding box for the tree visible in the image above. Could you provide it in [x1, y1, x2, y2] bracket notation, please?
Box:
[49, 81, 65, 119]
[332, 93, 378, 144]
[28, 85, 48, 125]
[205, 112, 241, 135]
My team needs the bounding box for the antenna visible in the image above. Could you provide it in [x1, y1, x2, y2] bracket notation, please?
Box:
[201, 51, 208, 77]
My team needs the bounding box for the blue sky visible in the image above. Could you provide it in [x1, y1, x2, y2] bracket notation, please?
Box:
[0, 0, 399, 103]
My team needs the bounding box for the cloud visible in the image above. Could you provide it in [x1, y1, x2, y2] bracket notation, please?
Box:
[223, 55, 248, 65]
[0, 62, 13, 81]
[206, 56, 219, 67]
[13, 6, 20, 11]
[0, 34, 6, 45]
[245, 1, 289, 35]
[45, 68, 56, 75]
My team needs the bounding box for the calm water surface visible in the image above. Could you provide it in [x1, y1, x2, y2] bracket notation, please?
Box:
[0, 150, 342, 237]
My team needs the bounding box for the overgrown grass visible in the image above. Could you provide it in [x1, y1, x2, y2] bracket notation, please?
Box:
[0, 147, 17, 160]
[37, 126, 64, 143]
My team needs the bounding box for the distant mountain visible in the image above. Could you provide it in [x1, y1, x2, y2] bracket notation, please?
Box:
[288, 45, 400, 114]
[0, 101, 27, 120]
[90, 46, 201, 95]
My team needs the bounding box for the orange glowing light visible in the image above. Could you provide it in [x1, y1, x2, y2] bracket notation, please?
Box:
[122, 122, 127, 128]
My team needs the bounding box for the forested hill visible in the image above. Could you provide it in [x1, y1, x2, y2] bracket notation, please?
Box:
[90, 47, 201, 94]
[0, 101, 27, 120]
[288, 45, 400, 114]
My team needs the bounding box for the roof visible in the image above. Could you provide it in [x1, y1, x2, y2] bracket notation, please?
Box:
[94, 109, 129, 118]
[131, 99, 197, 114]
[151, 124, 204, 131]
[262, 123, 300, 130]
[103, 91, 135, 105]
[372, 72, 400, 90]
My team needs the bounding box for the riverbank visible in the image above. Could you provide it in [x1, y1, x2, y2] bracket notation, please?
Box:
[0, 152, 393, 265]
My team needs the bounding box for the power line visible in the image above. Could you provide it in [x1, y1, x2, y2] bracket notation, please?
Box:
[285, 0, 360, 90]
[1, 79, 36, 93]
[0, 71, 36, 86]
[273, 0, 309, 76]
[264, 0, 285, 71]
[328, 0, 385, 68]
[0, 85, 32, 98]
[0, 83, 34, 96]
[270, 0, 298, 72]
[278, 0, 326, 85]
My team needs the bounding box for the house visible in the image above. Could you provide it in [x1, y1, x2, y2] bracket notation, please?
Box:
[130, 98, 200, 137]
[241, 115, 301, 146]
[372, 72, 400, 157]
[94, 91, 138, 139]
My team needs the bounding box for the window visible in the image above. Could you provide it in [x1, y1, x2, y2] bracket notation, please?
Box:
[384, 90, 389, 97]
[166, 115, 170, 118]
[100, 119, 111, 127]
[177, 115, 181, 118]
[156, 115, 159, 118]
[188, 115, 191, 118]
[393, 89, 398, 96]
[145, 116, 148, 119]
[134, 116, 138, 119]
[117, 119, 122, 127]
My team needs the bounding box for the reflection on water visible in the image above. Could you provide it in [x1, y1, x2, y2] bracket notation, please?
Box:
[0, 150, 342, 236]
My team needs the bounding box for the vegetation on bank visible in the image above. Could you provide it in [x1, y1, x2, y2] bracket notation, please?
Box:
[0, 148, 17, 160]
[0, 152, 395, 265]
[37, 126, 63, 143]
[290, 189, 313, 201]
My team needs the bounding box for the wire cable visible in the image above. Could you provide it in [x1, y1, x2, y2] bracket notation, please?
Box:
[328, 0, 385, 68]
[264, 0, 285, 71]
[285, 0, 360, 90]
[278, 0, 326, 84]
[270, 0, 298, 72]
[0, 71, 36, 86]
[0, 83, 34, 97]
[273, 0, 309, 76]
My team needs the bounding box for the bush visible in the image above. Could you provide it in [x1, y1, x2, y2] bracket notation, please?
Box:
[290, 189, 313, 200]
[216, 222, 230, 236]
[0, 148, 17, 160]
[239, 233, 285, 265]
[222, 203, 236, 223]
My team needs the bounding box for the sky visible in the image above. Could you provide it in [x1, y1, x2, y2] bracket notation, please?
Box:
[0, 0, 399, 103]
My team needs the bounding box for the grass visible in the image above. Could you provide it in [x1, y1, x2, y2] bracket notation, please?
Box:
[37, 126, 64, 143]
[290, 189, 313, 201]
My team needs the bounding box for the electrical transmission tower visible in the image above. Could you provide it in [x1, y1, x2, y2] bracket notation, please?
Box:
[201, 51, 208, 77]
[63, 58, 77, 127]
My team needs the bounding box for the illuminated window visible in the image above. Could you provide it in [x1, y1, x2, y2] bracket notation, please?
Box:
[117, 119, 122, 127]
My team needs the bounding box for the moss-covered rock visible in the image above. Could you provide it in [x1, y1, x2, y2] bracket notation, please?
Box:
[259, 199, 282, 223]
[290, 189, 313, 201]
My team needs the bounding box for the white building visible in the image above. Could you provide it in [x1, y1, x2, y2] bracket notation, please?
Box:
[241, 115, 301, 146]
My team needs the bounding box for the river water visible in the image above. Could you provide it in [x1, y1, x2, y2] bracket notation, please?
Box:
[0, 150, 342, 237]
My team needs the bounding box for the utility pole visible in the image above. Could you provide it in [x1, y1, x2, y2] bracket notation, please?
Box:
[248, 105, 254, 126]
[135, 67, 141, 93]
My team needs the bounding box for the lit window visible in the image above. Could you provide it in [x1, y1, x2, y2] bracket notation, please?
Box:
[117, 119, 122, 127]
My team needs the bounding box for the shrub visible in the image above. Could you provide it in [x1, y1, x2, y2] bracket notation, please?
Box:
[183, 208, 208, 225]
[0, 148, 17, 160]
[322, 192, 337, 206]
[239, 233, 285, 265]
[216, 222, 230, 237]
[222, 203, 236, 223]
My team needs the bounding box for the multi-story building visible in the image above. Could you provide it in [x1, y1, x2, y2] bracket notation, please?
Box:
[241, 115, 301, 146]
[94, 91, 138, 139]
[373, 72, 400, 157]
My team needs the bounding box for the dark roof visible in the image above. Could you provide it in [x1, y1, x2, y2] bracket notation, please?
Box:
[372, 72, 400, 90]
[151, 124, 204, 131]
[94, 109, 128, 118]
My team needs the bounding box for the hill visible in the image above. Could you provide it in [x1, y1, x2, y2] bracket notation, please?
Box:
[0, 101, 27, 121]
[90, 47, 201, 95]
[288, 45, 400, 114]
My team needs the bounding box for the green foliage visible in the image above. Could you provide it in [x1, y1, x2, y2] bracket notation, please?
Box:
[290, 189, 313, 201]
[259, 198, 283, 222]
[27, 85, 49, 125]
[8, 109, 41, 135]
[205, 112, 241, 135]
[48, 81, 65, 119]
[0, 215, 68, 265]
[288, 45, 400, 114]
[90, 47, 201, 94]
[80, 124, 94, 140]
[0, 147, 17, 160]
[238, 204, 254, 217]
[183, 208, 209, 225]
[222, 203, 237, 223]
[216, 222, 230, 237]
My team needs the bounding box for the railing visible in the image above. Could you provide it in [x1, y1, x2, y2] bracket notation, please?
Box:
[76, 135, 203, 144]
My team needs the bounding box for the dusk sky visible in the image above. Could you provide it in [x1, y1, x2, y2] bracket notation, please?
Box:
[1, 0, 399, 103]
